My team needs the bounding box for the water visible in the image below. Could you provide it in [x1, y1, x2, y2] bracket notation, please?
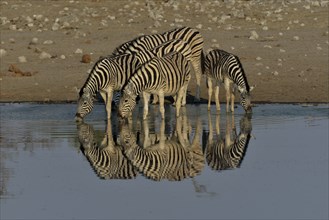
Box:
[0, 103, 328, 220]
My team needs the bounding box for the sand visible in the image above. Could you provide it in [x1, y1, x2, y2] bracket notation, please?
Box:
[0, 0, 328, 103]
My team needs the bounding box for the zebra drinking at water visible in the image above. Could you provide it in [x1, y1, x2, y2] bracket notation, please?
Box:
[113, 26, 204, 102]
[118, 52, 191, 120]
[75, 39, 192, 122]
[204, 49, 254, 113]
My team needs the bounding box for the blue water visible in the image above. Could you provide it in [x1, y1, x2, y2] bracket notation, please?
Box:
[0, 103, 328, 220]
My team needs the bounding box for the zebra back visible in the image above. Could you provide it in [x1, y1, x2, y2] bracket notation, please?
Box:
[112, 27, 201, 57]
[80, 53, 140, 97]
[205, 49, 250, 92]
[134, 38, 192, 64]
[124, 52, 191, 97]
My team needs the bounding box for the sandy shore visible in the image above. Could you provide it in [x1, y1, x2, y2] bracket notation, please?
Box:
[0, 0, 328, 103]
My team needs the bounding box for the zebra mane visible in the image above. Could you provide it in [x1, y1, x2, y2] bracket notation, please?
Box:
[79, 57, 106, 97]
[233, 55, 250, 92]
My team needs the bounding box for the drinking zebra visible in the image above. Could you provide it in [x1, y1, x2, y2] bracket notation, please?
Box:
[75, 39, 192, 122]
[119, 115, 204, 181]
[77, 121, 137, 179]
[204, 49, 254, 113]
[205, 113, 252, 171]
[113, 26, 204, 102]
[118, 52, 191, 120]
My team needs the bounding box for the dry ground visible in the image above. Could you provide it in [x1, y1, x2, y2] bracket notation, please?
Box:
[0, 0, 328, 103]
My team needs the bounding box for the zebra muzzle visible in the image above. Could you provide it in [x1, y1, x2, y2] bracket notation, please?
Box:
[75, 113, 83, 122]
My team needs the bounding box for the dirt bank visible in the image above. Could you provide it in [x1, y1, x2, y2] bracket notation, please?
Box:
[0, 0, 328, 103]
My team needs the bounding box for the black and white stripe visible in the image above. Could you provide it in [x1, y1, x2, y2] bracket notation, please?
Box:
[204, 49, 253, 113]
[119, 116, 204, 181]
[118, 52, 191, 119]
[205, 114, 252, 171]
[113, 26, 204, 101]
[77, 122, 137, 179]
[75, 53, 140, 121]
[75, 39, 193, 121]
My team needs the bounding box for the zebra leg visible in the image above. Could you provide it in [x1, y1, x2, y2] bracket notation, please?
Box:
[100, 89, 113, 119]
[151, 94, 159, 105]
[191, 57, 201, 102]
[142, 92, 150, 120]
[106, 90, 114, 119]
[231, 86, 236, 113]
[207, 111, 213, 145]
[214, 85, 220, 112]
[158, 91, 165, 119]
[143, 119, 151, 148]
[207, 78, 213, 111]
[224, 78, 231, 113]
[175, 87, 185, 118]
[181, 85, 187, 107]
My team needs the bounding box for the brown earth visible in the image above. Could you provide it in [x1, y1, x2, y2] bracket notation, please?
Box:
[0, 0, 328, 103]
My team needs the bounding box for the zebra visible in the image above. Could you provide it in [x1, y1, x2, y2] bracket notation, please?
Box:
[119, 114, 204, 181]
[205, 113, 252, 171]
[113, 26, 204, 102]
[204, 49, 254, 113]
[75, 38, 192, 122]
[77, 121, 137, 179]
[118, 52, 191, 120]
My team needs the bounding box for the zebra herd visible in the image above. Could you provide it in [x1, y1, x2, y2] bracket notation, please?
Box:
[75, 26, 253, 122]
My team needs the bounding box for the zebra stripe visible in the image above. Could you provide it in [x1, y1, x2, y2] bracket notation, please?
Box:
[119, 115, 204, 181]
[76, 38, 193, 121]
[113, 26, 204, 101]
[204, 49, 252, 113]
[77, 122, 137, 179]
[118, 52, 191, 119]
[75, 53, 141, 121]
[205, 114, 252, 171]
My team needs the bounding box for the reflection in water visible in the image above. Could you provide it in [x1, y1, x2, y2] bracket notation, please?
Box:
[76, 110, 253, 181]
[205, 113, 252, 171]
[119, 115, 205, 181]
[77, 121, 138, 179]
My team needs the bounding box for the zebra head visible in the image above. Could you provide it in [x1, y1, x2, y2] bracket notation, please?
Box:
[118, 86, 137, 118]
[77, 122, 96, 151]
[119, 119, 137, 148]
[75, 89, 95, 122]
[240, 91, 252, 113]
[239, 86, 254, 113]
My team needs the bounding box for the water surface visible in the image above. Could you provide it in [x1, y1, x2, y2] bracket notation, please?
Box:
[1, 103, 328, 220]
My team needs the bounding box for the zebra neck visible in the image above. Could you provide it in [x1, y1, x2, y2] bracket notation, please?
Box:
[129, 72, 153, 96]
[83, 73, 102, 96]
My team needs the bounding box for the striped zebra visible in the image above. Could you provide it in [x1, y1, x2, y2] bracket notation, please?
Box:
[205, 113, 252, 171]
[113, 26, 204, 101]
[204, 49, 254, 113]
[118, 52, 191, 120]
[75, 39, 192, 122]
[119, 115, 204, 181]
[77, 121, 137, 179]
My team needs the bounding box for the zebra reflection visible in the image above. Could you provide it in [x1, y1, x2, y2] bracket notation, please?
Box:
[119, 114, 204, 181]
[77, 121, 137, 179]
[205, 113, 252, 171]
